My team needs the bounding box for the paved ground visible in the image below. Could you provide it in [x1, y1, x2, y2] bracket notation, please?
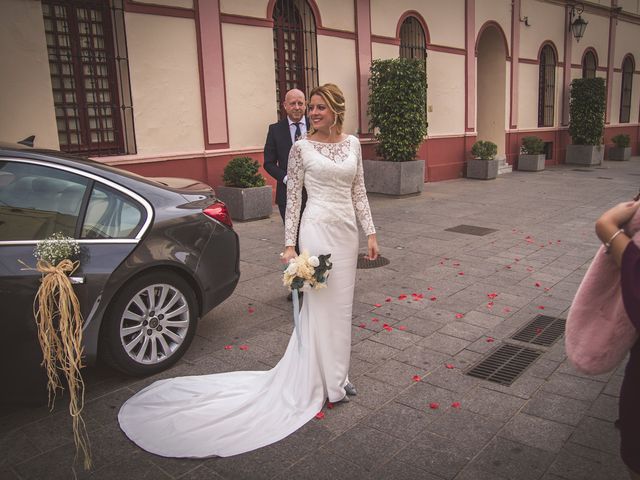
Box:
[2, 158, 639, 480]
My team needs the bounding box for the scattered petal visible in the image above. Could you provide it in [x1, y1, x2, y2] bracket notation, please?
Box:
[383, 323, 393, 332]
[412, 375, 421, 382]
[486, 337, 495, 343]
[358, 323, 366, 328]
[398, 294, 407, 300]
[315, 412, 325, 419]
[248, 307, 255, 314]
[505, 265, 512, 269]
[427, 287, 434, 291]
[429, 402, 440, 410]
[239, 345, 249, 350]
[327, 402, 334, 410]
[455, 313, 464, 319]
[458, 272, 465, 276]
[430, 296, 437, 301]
[224, 345, 233, 350]
[537, 305, 545, 310]
[487, 293, 498, 299]
[453, 262, 460, 267]
[398, 325, 407, 331]
[535, 327, 543, 335]
[372, 317, 379, 323]
[487, 301, 494, 307]
[385, 297, 392, 302]
[544, 287, 550, 292]
[445, 364, 455, 369]
[451, 402, 461, 408]
[515, 258, 520, 262]
[374, 303, 382, 307]
[535, 282, 541, 287]
[503, 307, 512, 313]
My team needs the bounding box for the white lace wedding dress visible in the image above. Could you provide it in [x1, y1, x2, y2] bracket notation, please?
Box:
[118, 135, 375, 458]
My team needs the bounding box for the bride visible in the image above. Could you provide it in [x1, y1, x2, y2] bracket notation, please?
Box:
[118, 83, 379, 458]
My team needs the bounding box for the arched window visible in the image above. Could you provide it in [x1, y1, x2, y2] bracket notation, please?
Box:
[399, 16, 426, 61]
[582, 50, 597, 79]
[620, 55, 634, 123]
[538, 45, 556, 127]
[272, 0, 318, 119]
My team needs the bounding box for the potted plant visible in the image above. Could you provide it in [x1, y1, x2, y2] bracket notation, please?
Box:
[517, 136, 546, 171]
[216, 156, 272, 221]
[608, 134, 631, 161]
[364, 58, 427, 195]
[467, 140, 499, 179]
[566, 78, 606, 166]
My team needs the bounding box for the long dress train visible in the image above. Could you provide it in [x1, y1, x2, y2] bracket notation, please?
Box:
[118, 135, 375, 458]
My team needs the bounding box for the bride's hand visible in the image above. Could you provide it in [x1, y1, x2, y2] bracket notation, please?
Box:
[281, 246, 297, 264]
[366, 234, 379, 261]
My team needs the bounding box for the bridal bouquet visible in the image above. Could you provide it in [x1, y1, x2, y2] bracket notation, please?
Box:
[282, 250, 332, 291]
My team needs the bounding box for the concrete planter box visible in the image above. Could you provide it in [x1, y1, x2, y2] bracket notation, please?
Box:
[466, 158, 498, 179]
[517, 154, 545, 171]
[216, 185, 272, 221]
[565, 144, 604, 166]
[608, 146, 631, 161]
[362, 159, 425, 196]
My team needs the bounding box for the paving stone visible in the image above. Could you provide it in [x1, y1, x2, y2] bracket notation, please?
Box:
[175, 465, 225, 479]
[392, 315, 444, 337]
[393, 344, 450, 372]
[392, 432, 471, 479]
[423, 367, 479, 394]
[548, 443, 629, 480]
[83, 388, 136, 427]
[315, 400, 370, 436]
[469, 437, 555, 480]
[351, 339, 400, 365]
[0, 429, 41, 467]
[326, 426, 407, 472]
[455, 464, 509, 480]
[569, 416, 620, 455]
[461, 387, 526, 423]
[587, 393, 620, 422]
[349, 375, 399, 410]
[541, 373, 604, 402]
[461, 310, 504, 329]
[418, 332, 470, 355]
[368, 328, 423, 350]
[206, 443, 292, 480]
[369, 459, 443, 480]
[526, 358, 560, 380]
[362, 401, 431, 441]
[366, 359, 426, 388]
[499, 412, 574, 453]
[603, 374, 623, 397]
[395, 382, 458, 414]
[275, 447, 368, 480]
[483, 373, 546, 400]
[89, 452, 173, 480]
[523, 391, 590, 426]
[438, 320, 487, 342]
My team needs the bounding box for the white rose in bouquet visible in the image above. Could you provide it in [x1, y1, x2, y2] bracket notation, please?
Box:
[285, 262, 298, 275]
[308, 256, 320, 267]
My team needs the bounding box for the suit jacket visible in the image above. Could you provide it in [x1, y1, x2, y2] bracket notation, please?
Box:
[264, 117, 309, 206]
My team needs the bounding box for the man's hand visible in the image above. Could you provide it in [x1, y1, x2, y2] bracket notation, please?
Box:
[281, 246, 297, 264]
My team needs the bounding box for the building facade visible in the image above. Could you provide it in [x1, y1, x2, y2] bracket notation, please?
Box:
[1, 0, 639, 188]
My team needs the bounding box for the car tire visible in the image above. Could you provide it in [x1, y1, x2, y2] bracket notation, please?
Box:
[100, 272, 198, 376]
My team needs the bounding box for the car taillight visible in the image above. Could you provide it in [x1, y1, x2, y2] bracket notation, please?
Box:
[203, 201, 233, 227]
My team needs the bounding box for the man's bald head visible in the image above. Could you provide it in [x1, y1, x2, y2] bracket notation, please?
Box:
[283, 89, 306, 122]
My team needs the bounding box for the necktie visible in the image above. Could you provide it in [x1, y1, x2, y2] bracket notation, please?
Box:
[294, 122, 302, 142]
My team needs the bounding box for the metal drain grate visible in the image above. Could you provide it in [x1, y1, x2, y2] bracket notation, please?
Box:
[511, 315, 566, 347]
[356, 254, 390, 269]
[466, 344, 542, 386]
[445, 225, 497, 236]
[571, 168, 594, 172]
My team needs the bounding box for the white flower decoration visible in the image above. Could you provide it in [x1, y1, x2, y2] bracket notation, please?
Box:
[308, 256, 320, 267]
[285, 263, 298, 275]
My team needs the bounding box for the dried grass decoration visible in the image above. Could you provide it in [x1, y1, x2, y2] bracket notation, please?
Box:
[20, 232, 91, 470]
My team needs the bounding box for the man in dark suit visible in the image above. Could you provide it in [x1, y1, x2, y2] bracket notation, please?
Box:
[264, 88, 309, 222]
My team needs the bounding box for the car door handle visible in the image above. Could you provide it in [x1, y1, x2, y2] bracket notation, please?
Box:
[69, 276, 85, 285]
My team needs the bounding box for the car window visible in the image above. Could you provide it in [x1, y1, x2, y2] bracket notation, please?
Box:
[81, 183, 144, 239]
[0, 160, 89, 241]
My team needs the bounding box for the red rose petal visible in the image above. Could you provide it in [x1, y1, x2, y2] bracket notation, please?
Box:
[327, 402, 334, 410]
[374, 303, 382, 307]
[398, 325, 407, 331]
[458, 272, 465, 276]
[445, 364, 455, 369]
[537, 305, 545, 310]
[451, 402, 461, 408]
[372, 317, 379, 322]
[535, 282, 541, 287]
[535, 327, 543, 335]
[358, 323, 366, 328]
[503, 307, 511, 313]
[505, 265, 512, 269]
[383, 324, 393, 331]
[224, 345, 233, 350]
[248, 307, 255, 314]
[487, 301, 494, 307]
[385, 297, 392, 302]
[455, 313, 464, 319]
[430, 296, 437, 301]
[239, 345, 249, 350]
[515, 258, 520, 262]
[487, 293, 498, 299]
[486, 337, 495, 343]
[398, 294, 407, 300]
[427, 287, 433, 291]
[453, 262, 460, 266]
[429, 402, 440, 410]
[544, 287, 550, 292]
[315, 412, 325, 419]
[412, 375, 421, 382]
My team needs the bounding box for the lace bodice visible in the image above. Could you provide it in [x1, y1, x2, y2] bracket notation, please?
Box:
[284, 135, 376, 246]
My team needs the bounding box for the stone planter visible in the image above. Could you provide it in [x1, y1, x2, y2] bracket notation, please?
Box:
[608, 146, 631, 161]
[362, 159, 425, 196]
[216, 185, 272, 221]
[565, 144, 604, 166]
[517, 154, 545, 171]
[466, 158, 499, 180]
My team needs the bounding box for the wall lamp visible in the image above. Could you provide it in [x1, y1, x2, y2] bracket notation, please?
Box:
[570, 3, 588, 42]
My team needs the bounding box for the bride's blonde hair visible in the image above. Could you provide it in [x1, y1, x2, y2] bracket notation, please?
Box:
[308, 83, 345, 135]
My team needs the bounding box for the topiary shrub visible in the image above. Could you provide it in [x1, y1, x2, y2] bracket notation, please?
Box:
[223, 157, 266, 188]
[471, 140, 497, 160]
[611, 134, 630, 148]
[569, 78, 606, 145]
[368, 58, 427, 162]
[521, 136, 545, 155]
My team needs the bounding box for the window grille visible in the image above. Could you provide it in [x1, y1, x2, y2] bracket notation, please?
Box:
[538, 45, 556, 127]
[582, 51, 596, 79]
[399, 16, 426, 61]
[42, 0, 134, 156]
[272, 0, 318, 119]
[620, 56, 634, 123]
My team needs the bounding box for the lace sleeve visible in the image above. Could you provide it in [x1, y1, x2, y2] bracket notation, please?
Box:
[351, 138, 376, 236]
[284, 143, 305, 246]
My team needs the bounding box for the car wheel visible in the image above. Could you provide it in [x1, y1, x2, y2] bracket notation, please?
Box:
[100, 272, 198, 376]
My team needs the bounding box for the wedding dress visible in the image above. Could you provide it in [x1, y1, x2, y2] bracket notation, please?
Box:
[118, 135, 375, 458]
